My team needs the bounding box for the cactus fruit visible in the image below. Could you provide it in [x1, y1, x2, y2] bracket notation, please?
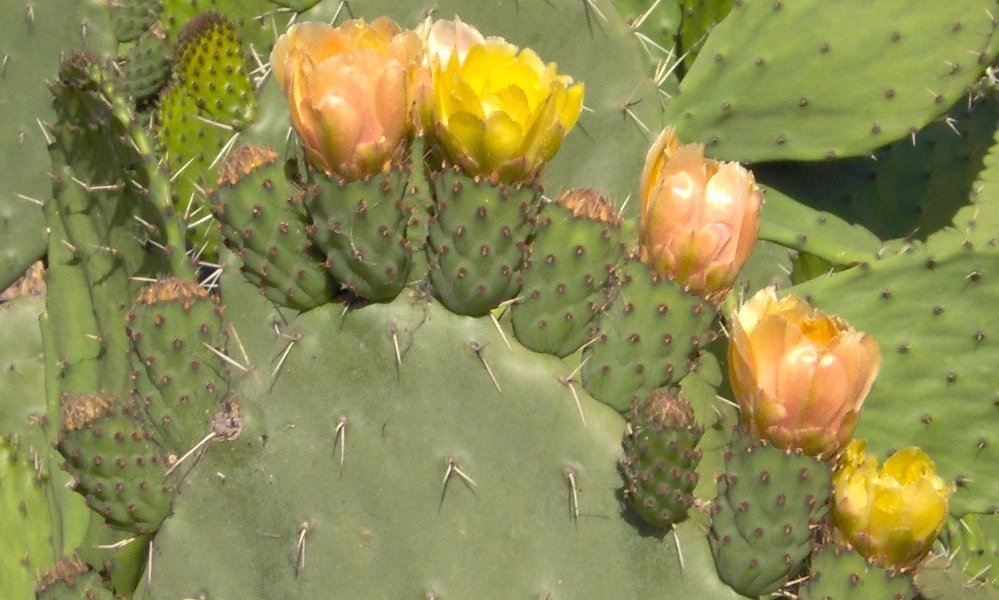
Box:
[801, 544, 916, 600]
[34, 554, 120, 600]
[426, 166, 539, 316]
[511, 188, 624, 357]
[709, 434, 833, 597]
[55, 393, 174, 534]
[581, 257, 717, 412]
[126, 278, 230, 454]
[211, 144, 336, 310]
[305, 167, 422, 302]
[619, 390, 703, 529]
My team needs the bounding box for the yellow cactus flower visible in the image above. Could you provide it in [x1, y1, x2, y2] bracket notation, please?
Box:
[431, 36, 584, 183]
[270, 18, 421, 180]
[639, 127, 762, 302]
[410, 17, 486, 135]
[728, 287, 881, 458]
[832, 440, 951, 569]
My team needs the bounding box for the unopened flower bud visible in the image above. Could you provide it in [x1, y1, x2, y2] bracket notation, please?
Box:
[640, 127, 761, 302]
[832, 440, 951, 569]
[728, 286, 881, 458]
[270, 18, 420, 180]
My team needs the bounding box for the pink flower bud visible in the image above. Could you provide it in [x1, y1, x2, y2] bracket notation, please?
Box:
[640, 127, 762, 302]
[270, 18, 420, 180]
[728, 287, 882, 458]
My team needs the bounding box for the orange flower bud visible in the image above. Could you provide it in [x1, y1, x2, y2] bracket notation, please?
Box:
[640, 127, 762, 302]
[270, 18, 421, 180]
[728, 287, 881, 458]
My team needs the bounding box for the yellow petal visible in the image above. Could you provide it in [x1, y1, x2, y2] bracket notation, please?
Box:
[444, 110, 486, 167]
[481, 111, 524, 174]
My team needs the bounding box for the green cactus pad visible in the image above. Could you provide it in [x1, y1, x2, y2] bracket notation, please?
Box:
[665, 1, 999, 162]
[49, 55, 177, 402]
[173, 12, 255, 128]
[118, 30, 172, 103]
[211, 144, 335, 310]
[927, 98, 999, 253]
[620, 390, 704, 529]
[158, 0, 289, 62]
[0, 0, 114, 291]
[511, 189, 624, 357]
[792, 244, 999, 515]
[914, 556, 999, 600]
[305, 167, 419, 302]
[127, 278, 229, 454]
[35, 554, 121, 600]
[757, 97, 999, 244]
[56, 393, 174, 534]
[427, 166, 538, 316]
[111, 0, 158, 43]
[709, 435, 832, 597]
[945, 513, 999, 589]
[801, 544, 916, 600]
[581, 258, 717, 412]
[1, 436, 59, 599]
[678, 0, 735, 68]
[157, 12, 256, 250]
[134, 289, 742, 598]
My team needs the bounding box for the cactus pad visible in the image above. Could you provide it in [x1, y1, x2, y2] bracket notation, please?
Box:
[581, 258, 717, 412]
[512, 188, 624, 357]
[211, 145, 335, 310]
[709, 435, 832, 597]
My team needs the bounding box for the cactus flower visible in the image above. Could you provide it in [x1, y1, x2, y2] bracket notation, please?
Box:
[410, 17, 486, 134]
[270, 18, 421, 180]
[431, 36, 584, 183]
[639, 127, 762, 302]
[832, 440, 951, 569]
[728, 286, 881, 458]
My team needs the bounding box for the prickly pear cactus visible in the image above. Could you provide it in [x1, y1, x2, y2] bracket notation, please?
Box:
[1, 0, 999, 598]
